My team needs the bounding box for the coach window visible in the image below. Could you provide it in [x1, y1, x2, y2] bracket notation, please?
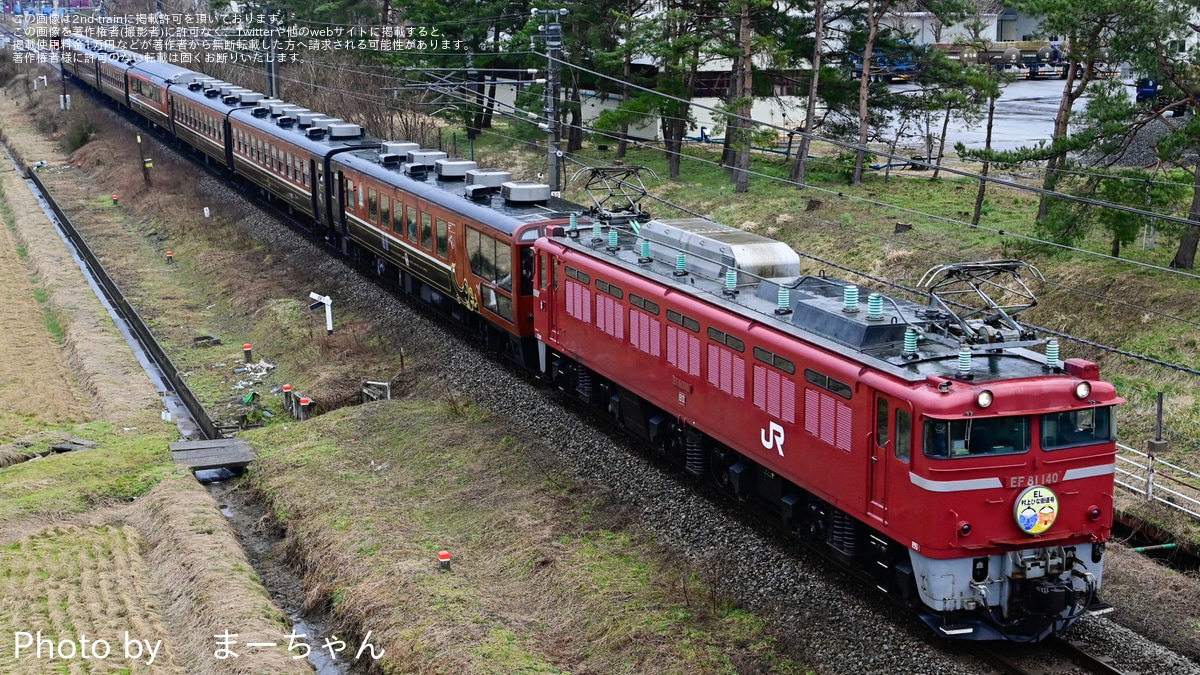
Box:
[368, 188, 378, 222]
[436, 219, 449, 256]
[895, 410, 911, 462]
[380, 195, 391, 231]
[876, 399, 888, 448]
[417, 212, 431, 250]
[519, 247, 535, 295]
[406, 205, 418, 241]
[285, 152, 293, 178]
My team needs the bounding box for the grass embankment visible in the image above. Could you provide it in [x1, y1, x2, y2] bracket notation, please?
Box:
[248, 399, 803, 674]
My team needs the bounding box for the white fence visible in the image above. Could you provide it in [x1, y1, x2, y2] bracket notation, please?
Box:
[1115, 442, 1200, 520]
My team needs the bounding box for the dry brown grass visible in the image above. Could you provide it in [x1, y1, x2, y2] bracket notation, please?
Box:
[1101, 544, 1200, 660]
[0, 523, 186, 672]
[120, 476, 312, 674]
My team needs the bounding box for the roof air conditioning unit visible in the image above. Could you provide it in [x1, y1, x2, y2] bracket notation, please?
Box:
[501, 181, 552, 204]
[252, 106, 270, 117]
[296, 112, 324, 128]
[380, 153, 402, 166]
[327, 123, 363, 139]
[436, 159, 478, 180]
[403, 162, 428, 178]
[277, 116, 295, 128]
[382, 141, 419, 156]
[239, 92, 264, 105]
[306, 127, 327, 140]
[464, 184, 492, 202]
[407, 149, 448, 167]
[465, 168, 512, 189]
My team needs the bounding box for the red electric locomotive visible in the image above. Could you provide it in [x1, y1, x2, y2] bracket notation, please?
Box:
[532, 217, 1120, 640]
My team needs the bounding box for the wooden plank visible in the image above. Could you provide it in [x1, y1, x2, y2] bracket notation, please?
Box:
[169, 439, 252, 452]
[169, 438, 255, 471]
[172, 452, 255, 470]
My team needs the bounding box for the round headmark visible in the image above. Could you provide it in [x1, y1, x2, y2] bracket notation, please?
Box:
[1014, 485, 1059, 535]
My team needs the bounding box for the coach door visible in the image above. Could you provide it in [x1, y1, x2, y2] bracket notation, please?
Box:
[538, 251, 559, 342]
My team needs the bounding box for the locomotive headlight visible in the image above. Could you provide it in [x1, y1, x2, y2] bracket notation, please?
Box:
[1074, 381, 1091, 399]
[976, 390, 994, 408]
[958, 521, 972, 536]
[1088, 506, 1102, 521]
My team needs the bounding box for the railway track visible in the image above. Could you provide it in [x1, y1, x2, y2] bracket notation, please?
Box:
[971, 638, 1132, 675]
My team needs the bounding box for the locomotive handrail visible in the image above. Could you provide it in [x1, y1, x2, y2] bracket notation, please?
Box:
[1114, 441, 1200, 520]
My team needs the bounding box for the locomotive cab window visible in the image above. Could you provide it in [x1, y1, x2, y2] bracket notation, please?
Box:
[924, 416, 1031, 459]
[1041, 407, 1115, 450]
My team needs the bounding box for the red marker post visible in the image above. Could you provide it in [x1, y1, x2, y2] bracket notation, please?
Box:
[242, 343, 252, 364]
[438, 550, 452, 572]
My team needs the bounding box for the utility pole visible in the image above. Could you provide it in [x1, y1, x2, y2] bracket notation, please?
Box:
[532, 8, 567, 197]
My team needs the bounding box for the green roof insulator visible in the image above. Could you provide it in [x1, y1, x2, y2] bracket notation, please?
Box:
[606, 229, 620, 252]
[903, 327, 918, 357]
[774, 286, 792, 315]
[1046, 338, 1060, 370]
[723, 269, 738, 296]
[638, 240, 652, 263]
[592, 221, 603, 243]
[843, 285, 860, 313]
[673, 252, 687, 276]
[867, 293, 883, 321]
[958, 343, 973, 376]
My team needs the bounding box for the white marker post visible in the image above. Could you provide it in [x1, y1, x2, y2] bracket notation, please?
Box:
[308, 292, 333, 335]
